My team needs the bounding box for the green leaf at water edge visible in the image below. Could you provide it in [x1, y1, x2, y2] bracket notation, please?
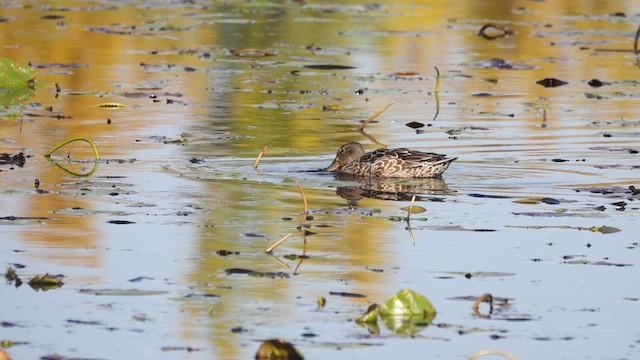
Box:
[376, 289, 437, 335]
[379, 288, 437, 317]
[0, 58, 36, 106]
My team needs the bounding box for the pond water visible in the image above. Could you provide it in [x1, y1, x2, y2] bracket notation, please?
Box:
[1, 1, 640, 359]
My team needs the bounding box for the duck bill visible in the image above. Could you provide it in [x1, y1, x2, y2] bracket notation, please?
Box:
[325, 158, 341, 172]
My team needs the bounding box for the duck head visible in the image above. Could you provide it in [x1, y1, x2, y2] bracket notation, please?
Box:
[325, 142, 365, 172]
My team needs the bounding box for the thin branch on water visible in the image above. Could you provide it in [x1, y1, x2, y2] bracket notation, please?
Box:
[357, 128, 387, 148]
[295, 178, 308, 230]
[253, 145, 268, 169]
[472, 293, 494, 315]
[433, 66, 441, 120]
[300, 229, 308, 256]
[406, 195, 417, 245]
[634, 24, 640, 65]
[293, 257, 305, 275]
[407, 195, 416, 222]
[358, 101, 395, 131]
[266, 233, 293, 253]
[407, 226, 416, 246]
[634, 24, 640, 54]
[272, 256, 292, 270]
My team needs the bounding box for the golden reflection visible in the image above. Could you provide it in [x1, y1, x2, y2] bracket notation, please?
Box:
[1, 1, 640, 358]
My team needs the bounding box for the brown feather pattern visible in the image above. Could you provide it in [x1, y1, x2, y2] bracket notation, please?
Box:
[325, 142, 456, 178]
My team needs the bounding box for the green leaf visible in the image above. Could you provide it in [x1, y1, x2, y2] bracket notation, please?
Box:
[377, 289, 436, 335]
[0, 58, 35, 88]
[355, 303, 380, 324]
[379, 289, 437, 317]
[0, 58, 36, 106]
[589, 225, 621, 234]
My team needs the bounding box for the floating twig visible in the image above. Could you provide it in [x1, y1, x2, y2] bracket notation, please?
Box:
[433, 66, 441, 120]
[407, 226, 416, 246]
[468, 349, 518, 360]
[406, 195, 417, 245]
[272, 256, 292, 270]
[634, 24, 640, 54]
[472, 293, 494, 315]
[407, 195, 416, 222]
[253, 145, 268, 169]
[358, 101, 395, 131]
[294, 178, 308, 230]
[266, 233, 293, 253]
[634, 24, 640, 65]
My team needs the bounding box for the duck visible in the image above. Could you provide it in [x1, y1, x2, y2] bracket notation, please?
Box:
[325, 142, 456, 178]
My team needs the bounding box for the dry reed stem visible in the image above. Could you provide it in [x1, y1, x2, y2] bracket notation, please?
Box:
[472, 293, 494, 314]
[433, 66, 441, 120]
[253, 145, 268, 169]
[407, 195, 416, 222]
[293, 258, 305, 274]
[635, 24, 640, 54]
[300, 230, 308, 255]
[358, 101, 395, 130]
[272, 256, 292, 270]
[468, 349, 518, 360]
[357, 129, 387, 148]
[407, 226, 416, 246]
[266, 233, 292, 253]
[294, 178, 308, 229]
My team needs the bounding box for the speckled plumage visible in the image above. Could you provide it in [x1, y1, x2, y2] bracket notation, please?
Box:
[325, 142, 456, 178]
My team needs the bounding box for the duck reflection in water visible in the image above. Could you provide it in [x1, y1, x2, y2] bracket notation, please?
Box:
[332, 173, 453, 204]
[324, 142, 456, 204]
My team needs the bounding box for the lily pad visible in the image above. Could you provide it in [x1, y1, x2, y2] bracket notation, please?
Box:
[357, 289, 437, 336]
[0, 58, 36, 106]
[379, 289, 436, 317]
[28, 273, 64, 291]
[400, 205, 427, 214]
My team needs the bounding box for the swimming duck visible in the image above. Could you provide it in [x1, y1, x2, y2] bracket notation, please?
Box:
[325, 142, 456, 178]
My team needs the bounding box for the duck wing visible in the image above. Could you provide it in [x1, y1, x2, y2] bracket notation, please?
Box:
[387, 148, 449, 166]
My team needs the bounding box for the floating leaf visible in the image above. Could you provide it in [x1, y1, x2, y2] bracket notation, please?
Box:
[391, 71, 419, 76]
[0, 58, 35, 88]
[231, 48, 275, 57]
[478, 24, 513, 40]
[255, 339, 303, 360]
[303, 64, 355, 70]
[400, 205, 426, 214]
[28, 273, 64, 291]
[513, 198, 541, 204]
[380, 289, 436, 317]
[97, 102, 125, 108]
[0, 153, 26, 167]
[0, 58, 36, 106]
[536, 78, 568, 88]
[588, 225, 621, 234]
[322, 104, 341, 111]
[405, 121, 425, 129]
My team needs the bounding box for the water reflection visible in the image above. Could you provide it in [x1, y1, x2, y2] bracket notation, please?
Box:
[333, 173, 453, 204]
[2, 0, 640, 359]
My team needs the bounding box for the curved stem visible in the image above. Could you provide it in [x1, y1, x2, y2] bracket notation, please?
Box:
[45, 137, 100, 161]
